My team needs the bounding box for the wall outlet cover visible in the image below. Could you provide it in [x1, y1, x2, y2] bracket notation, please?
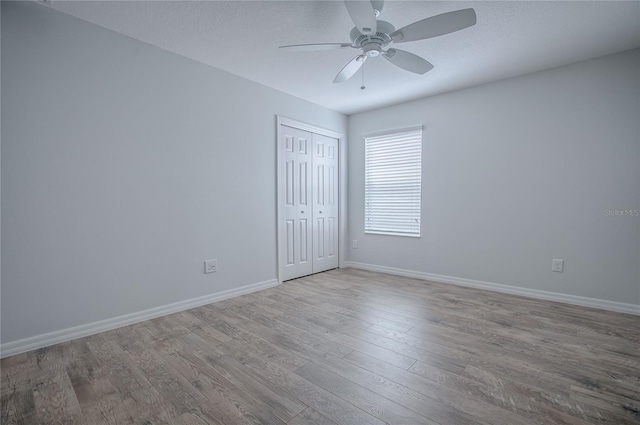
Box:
[204, 259, 217, 274]
[552, 259, 564, 273]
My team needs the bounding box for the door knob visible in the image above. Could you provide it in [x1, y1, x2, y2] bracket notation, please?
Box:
[301, 210, 305, 214]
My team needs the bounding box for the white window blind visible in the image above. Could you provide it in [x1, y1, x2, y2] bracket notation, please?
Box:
[365, 127, 422, 237]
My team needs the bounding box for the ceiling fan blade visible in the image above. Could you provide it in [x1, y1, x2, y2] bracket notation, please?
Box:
[390, 8, 476, 43]
[383, 49, 434, 74]
[279, 43, 353, 52]
[344, 1, 377, 35]
[333, 55, 367, 83]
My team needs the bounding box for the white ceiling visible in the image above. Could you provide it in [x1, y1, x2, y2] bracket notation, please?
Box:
[45, 1, 640, 115]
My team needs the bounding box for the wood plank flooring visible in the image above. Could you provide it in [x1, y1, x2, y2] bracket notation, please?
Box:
[2, 268, 639, 424]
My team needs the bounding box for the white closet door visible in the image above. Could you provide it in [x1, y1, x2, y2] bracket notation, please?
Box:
[279, 126, 313, 281]
[312, 133, 339, 273]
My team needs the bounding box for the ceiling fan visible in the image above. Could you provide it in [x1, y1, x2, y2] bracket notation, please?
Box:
[279, 1, 476, 83]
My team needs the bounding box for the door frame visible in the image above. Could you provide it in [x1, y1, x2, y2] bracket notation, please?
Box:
[276, 116, 346, 283]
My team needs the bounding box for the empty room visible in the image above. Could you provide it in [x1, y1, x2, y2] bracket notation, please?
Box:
[1, 1, 639, 424]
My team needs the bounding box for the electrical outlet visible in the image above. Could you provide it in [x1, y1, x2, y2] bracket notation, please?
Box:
[352, 239, 358, 249]
[552, 259, 564, 273]
[204, 259, 217, 274]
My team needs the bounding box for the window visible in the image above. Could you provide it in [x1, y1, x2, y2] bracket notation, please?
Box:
[365, 127, 422, 237]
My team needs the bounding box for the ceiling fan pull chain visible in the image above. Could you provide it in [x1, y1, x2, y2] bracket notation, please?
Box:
[361, 62, 366, 90]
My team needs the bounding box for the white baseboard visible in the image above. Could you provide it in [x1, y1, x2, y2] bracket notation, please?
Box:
[344, 261, 640, 316]
[0, 278, 279, 359]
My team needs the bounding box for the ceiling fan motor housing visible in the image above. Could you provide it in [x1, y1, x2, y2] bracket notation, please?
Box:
[350, 20, 395, 57]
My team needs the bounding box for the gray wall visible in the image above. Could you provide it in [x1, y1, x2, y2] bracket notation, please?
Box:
[348, 49, 640, 305]
[1, 2, 346, 344]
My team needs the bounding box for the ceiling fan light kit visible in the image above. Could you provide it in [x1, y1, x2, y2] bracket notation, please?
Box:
[279, 1, 477, 84]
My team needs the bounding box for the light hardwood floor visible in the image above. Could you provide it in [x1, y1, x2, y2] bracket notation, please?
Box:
[1, 268, 639, 424]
